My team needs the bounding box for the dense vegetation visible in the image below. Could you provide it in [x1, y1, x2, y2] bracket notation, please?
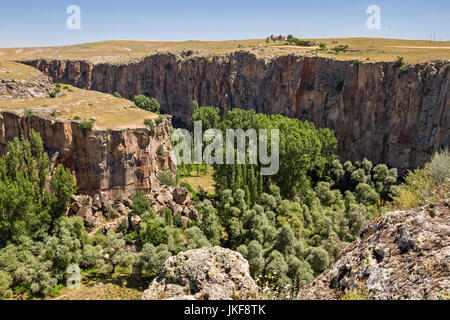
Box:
[133, 95, 161, 113]
[0, 111, 448, 299]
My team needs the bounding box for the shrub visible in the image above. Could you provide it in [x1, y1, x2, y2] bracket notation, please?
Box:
[79, 119, 96, 133]
[332, 45, 349, 53]
[157, 144, 166, 158]
[0, 271, 12, 300]
[157, 170, 176, 187]
[48, 284, 64, 298]
[133, 95, 160, 113]
[340, 288, 368, 300]
[393, 56, 405, 68]
[180, 182, 194, 193]
[429, 149, 450, 186]
[319, 43, 327, 50]
[23, 109, 33, 117]
[113, 92, 122, 98]
[144, 119, 155, 130]
[73, 116, 81, 120]
[392, 149, 449, 209]
[155, 115, 164, 124]
[131, 194, 150, 216]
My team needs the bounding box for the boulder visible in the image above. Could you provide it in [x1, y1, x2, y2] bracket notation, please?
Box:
[100, 192, 110, 208]
[173, 187, 191, 205]
[76, 206, 100, 230]
[92, 194, 102, 209]
[298, 199, 450, 300]
[156, 191, 173, 204]
[130, 215, 142, 231]
[141, 247, 261, 300]
[116, 203, 131, 216]
[123, 197, 133, 208]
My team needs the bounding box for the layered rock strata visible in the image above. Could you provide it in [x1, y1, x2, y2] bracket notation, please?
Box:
[0, 111, 175, 196]
[23, 52, 449, 172]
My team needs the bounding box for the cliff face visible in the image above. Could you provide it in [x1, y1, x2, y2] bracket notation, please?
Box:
[298, 199, 450, 300]
[0, 111, 175, 196]
[24, 52, 449, 172]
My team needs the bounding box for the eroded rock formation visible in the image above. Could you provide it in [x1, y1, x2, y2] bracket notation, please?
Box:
[0, 75, 54, 100]
[24, 52, 449, 173]
[141, 246, 261, 300]
[0, 111, 175, 196]
[297, 199, 450, 300]
[68, 185, 200, 234]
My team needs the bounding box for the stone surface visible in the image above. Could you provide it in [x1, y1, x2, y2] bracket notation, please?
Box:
[141, 247, 261, 300]
[0, 76, 54, 100]
[24, 53, 449, 173]
[173, 187, 191, 205]
[0, 111, 176, 196]
[130, 215, 142, 231]
[297, 200, 450, 300]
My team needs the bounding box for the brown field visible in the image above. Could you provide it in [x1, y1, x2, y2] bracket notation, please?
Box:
[0, 37, 448, 66]
[50, 272, 146, 301]
[181, 174, 216, 195]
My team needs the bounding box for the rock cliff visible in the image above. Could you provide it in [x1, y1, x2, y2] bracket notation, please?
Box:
[0, 110, 175, 196]
[23, 52, 449, 173]
[297, 199, 450, 300]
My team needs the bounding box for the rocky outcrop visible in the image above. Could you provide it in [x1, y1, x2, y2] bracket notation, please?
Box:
[0, 111, 175, 196]
[297, 199, 450, 300]
[141, 247, 261, 300]
[0, 76, 54, 100]
[23, 53, 449, 173]
[68, 185, 200, 233]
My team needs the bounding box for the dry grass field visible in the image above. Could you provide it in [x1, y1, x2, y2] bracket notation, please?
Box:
[0, 37, 448, 65]
[180, 174, 216, 195]
[0, 84, 158, 130]
[48, 272, 146, 301]
[1, 37, 449, 131]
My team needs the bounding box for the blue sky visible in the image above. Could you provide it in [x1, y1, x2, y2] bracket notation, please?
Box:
[0, 0, 449, 47]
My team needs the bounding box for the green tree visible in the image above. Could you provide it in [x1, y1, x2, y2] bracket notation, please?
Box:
[133, 243, 171, 277]
[134, 95, 161, 113]
[49, 166, 77, 222]
[306, 247, 330, 274]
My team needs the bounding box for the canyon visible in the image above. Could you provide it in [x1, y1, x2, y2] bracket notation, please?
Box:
[23, 51, 449, 173]
[0, 110, 175, 196]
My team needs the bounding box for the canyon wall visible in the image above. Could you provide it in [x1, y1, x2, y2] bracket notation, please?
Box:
[0, 111, 175, 196]
[24, 52, 449, 172]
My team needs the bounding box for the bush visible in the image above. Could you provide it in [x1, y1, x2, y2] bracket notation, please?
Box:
[180, 182, 194, 193]
[155, 115, 164, 124]
[133, 95, 161, 113]
[23, 109, 33, 117]
[429, 149, 450, 186]
[131, 194, 151, 216]
[79, 119, 96, 133]
[393, 56, 405, 68]
[48, 284, 64, 298]
[113, 92, 122, 98]
[340, 288, 368, 300]
[144, 119, 155, 130]
[157, 144, 166, 158]
[0, 271, 12, 300]
[393, 149, 450, 209]
[157, 170, 176, 187]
